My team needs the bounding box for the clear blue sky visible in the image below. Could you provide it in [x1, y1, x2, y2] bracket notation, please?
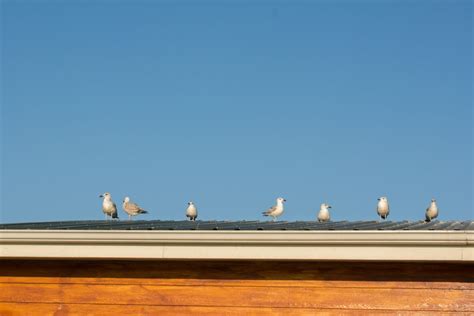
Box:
[1, 1, 472, 223]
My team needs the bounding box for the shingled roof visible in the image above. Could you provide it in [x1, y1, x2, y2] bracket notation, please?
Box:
[1, 220, 473, 231]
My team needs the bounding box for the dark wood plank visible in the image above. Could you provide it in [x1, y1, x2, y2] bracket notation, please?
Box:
[1, 260, 472, 282]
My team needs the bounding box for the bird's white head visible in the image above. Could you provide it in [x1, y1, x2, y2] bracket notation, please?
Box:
[123, 196, 130, 203]
[188, 201, 194, 206]
[377, 196, 388, 202]
[277, 197, 287, 204]
[321, 203, 332, 209]
[99, 192, 111, 199]
[431, 198, 436, 203]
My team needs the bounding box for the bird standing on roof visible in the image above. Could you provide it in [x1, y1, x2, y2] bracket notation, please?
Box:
[186, 201, 198, 221]
[425, 199, 439, 222]
[262, 197, 286, 221]
[122, 196, 148, 220]
[377, 196, 390, 220]
[99, 192, 119, 220]
[317, 203, 332, 222]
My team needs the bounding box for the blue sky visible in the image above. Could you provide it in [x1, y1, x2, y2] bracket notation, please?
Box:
[1, 1, 472, 223]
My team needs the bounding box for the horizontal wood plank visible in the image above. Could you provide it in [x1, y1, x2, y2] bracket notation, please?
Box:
[0, 303, 468, 316]
[0, 276, 472, 290]
[0, 283, 472, 311]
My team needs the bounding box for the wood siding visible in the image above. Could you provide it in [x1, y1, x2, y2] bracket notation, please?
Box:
[0, 260, 472, 315]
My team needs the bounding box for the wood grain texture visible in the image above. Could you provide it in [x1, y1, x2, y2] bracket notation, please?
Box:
[0, 260, 472, 313]
[0, 283, 472, 311]
[1, 303, 469, 316]
[2, 277, 472, 290]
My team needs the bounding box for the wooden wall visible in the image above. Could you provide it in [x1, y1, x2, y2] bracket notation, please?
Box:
[0, 260, 472, 315]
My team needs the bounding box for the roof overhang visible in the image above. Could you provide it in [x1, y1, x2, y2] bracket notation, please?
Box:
[1, 230, 473, 261]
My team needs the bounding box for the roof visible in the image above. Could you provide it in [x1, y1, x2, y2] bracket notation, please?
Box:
[1, 220, 473, 231]
[1, 220, 473, 262]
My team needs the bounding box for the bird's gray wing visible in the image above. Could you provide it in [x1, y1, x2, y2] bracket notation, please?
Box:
[425, 208, 431, 221]
[128, 202, 143, 212]
[112, 202, 119, 218]
[262, 205, 276, 215]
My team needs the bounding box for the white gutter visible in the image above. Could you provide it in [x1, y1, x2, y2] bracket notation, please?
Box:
[0, 230, 472, 261]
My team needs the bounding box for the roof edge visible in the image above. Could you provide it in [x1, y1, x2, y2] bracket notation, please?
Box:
[1, 230, 473, 261]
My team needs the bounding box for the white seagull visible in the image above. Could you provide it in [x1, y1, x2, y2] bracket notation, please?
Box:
[377, 196, 390, 220]
[99, 192, 119, 220]
[186, 201, 198, 221]
[317, 203, 332, 222]
[425, 198, 439, 222]
[262, 197, 286, 221]
[122, 196, 148, 220]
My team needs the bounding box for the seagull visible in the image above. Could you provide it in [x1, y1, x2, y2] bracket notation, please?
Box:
[425, 198, 439, 222]
[122, 196, 148, 220]
[317, 203, 332, 222]
[377, 196, 390, 220]
[262, 197, 286, 221]
[186, 201, 198, 221]
[99, 192, 119, 220]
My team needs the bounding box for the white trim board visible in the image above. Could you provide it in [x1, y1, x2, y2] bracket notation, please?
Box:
[1, 230, 472, 261]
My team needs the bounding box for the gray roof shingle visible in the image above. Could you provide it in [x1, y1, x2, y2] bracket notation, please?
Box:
[0, 220, 472, 231]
